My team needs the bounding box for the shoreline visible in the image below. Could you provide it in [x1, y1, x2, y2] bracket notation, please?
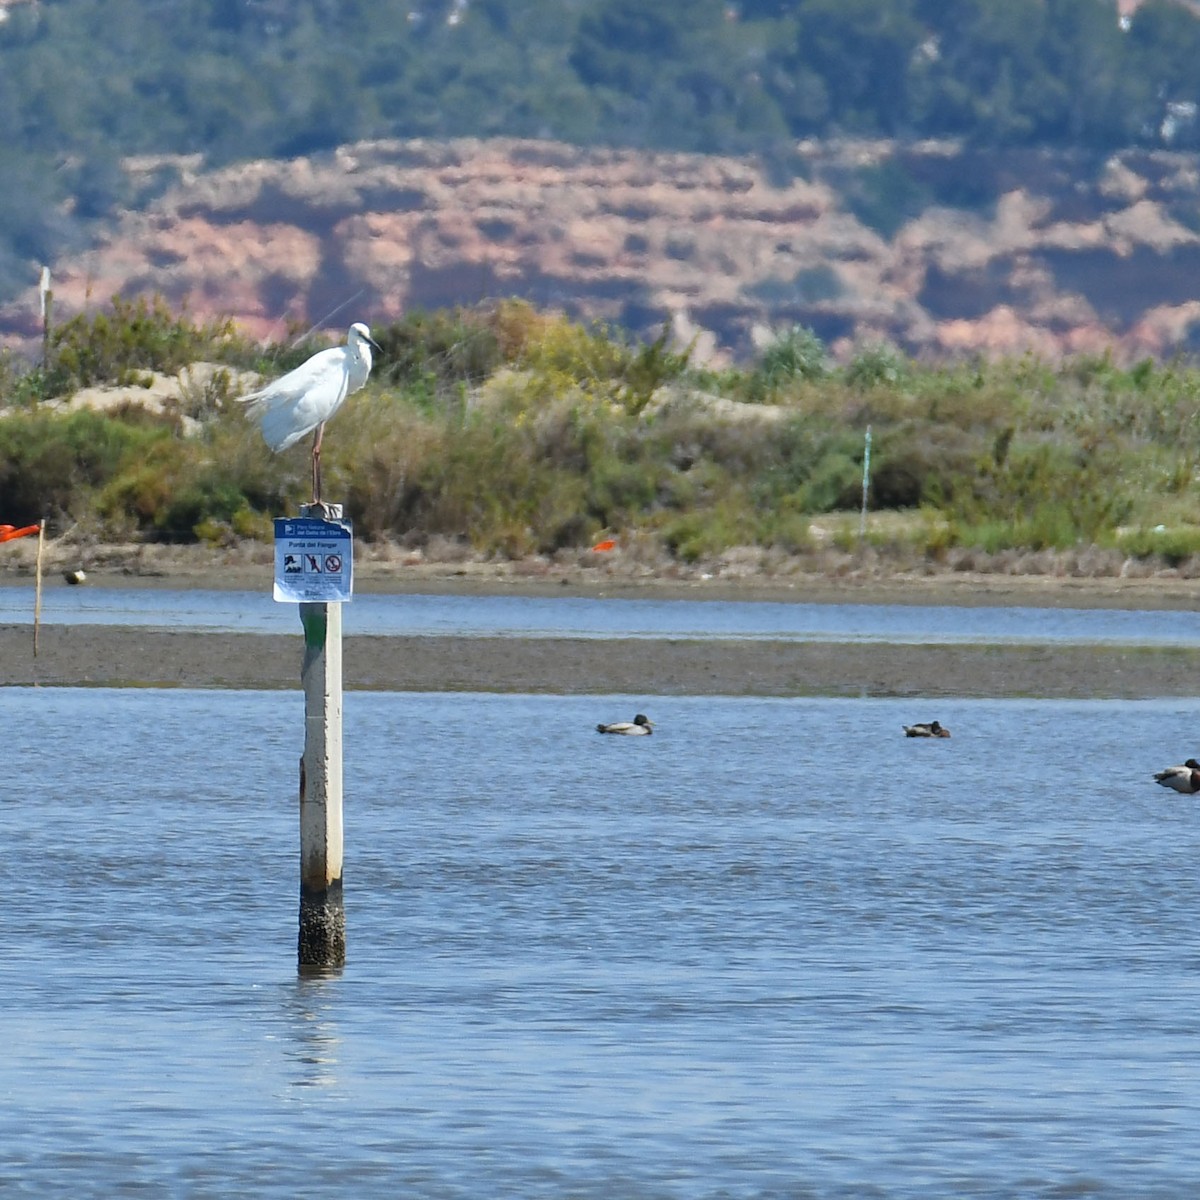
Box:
[4, 625, 1200, 698]
[4, 551, 1200, 612]
[3, 545, 1199, 697]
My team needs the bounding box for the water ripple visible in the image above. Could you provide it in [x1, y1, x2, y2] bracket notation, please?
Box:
[3, 689, 1200, 1196]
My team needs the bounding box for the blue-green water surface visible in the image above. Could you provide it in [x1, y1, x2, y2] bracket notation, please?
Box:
[3, 688, 1200, 1198]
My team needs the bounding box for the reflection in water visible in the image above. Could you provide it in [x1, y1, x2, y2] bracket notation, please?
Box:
[285, 973, 343, 1089]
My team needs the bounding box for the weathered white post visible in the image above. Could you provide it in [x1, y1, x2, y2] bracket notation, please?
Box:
[33, 519, 45, 658]
[39, 266, 52, 369]
[276, 502, 353, 971]
[298, 592, 344, 968]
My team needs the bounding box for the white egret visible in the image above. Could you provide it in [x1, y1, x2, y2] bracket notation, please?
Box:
[240, 322, 382, 504]
[596, 714, 654, 736]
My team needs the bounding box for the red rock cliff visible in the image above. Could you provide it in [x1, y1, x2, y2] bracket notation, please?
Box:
[6, 137, 1200, 363]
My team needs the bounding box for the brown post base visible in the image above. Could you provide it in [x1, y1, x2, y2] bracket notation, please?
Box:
[298, 879, 346, 969]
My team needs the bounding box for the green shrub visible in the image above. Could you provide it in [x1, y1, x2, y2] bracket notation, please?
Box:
[844, 341, 909, 389]
[619, 325, 691, 414]
[0, 408, 171, 524]
[947, 441, 1134, 550]
[8, 294, 1200, 565]
[155, 476, 252, 542]
[374, 306, 504, 406]
[797, 451, 863, 512]
[751, 325, 828, 396]
[46, 295, 244, 393]
[763, 512, 814, 554]
[869, 425, 981, 508]
[661, 514, 706, 563]
[0, 353, 49, 409]
[586, 458, 660, 528]
[1117, 526, 1200, 566]
[95, 445, 188, 532]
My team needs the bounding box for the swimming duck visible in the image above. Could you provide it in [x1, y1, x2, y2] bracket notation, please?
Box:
[597, 714, 654, 736]
[903, 721, 951, 738]
[1153, 758, 1200, 793]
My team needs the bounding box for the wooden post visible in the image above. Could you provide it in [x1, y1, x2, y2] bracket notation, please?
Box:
[39, 267, 52, 370]
[859, 425, 872, 543]
[297, 502, 345, 970]
[33, 519, 45, 658]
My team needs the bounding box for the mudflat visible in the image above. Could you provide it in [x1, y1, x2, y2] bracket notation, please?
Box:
[3, 624, 1199, 698]
[2, 550, 1199, 696]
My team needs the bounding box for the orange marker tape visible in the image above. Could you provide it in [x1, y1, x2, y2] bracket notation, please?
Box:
[0, 524, 39, 543]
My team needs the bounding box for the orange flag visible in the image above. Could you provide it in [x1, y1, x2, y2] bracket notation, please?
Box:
[0, 524, 39, 543]
[590, 539, 616, 552]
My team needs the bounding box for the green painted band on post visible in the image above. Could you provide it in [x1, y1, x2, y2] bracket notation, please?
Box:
[300, 603, 327, 651]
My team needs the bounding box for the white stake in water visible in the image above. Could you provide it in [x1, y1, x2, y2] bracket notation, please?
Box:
[859, 425, 872, 541]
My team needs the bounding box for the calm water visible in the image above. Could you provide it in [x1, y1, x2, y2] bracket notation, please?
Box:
[4, 687, 1200, 1197]
[4, 583, 1200, 644]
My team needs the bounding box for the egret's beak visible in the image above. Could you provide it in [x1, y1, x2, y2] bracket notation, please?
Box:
[367, 334, 383, 355]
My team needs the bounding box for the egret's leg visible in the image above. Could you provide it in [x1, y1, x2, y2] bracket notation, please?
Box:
[311, 422, 326, 504]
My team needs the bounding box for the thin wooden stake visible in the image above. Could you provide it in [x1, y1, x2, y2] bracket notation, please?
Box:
[859, 425, 872, 543]
[33, 519, 45, 658]
[39, 267, 52, 370]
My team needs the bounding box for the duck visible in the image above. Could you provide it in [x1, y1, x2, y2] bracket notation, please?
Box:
[903, 720, 951, 738]
[597, 713, 654, 736]
[1153, 758, 1200, 793]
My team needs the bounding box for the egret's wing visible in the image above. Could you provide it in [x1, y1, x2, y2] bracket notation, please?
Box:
[240, 348, 351, 452]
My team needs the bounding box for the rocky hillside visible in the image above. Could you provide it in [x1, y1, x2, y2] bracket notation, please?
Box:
[5, 137, 1200, 365]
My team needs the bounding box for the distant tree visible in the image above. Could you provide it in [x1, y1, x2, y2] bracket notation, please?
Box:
[569, 0, 783, 153]
[1123, 0, 1200, 144]
[1039, 0, 1138, 146]
[911, 0, 1178, 148]
[3, 0, 1200, 307]
[0, 150, 69, 262]
[783, 0, 925, 136]
[569, 2, 689, 93]
[910, 0, 1051, 143]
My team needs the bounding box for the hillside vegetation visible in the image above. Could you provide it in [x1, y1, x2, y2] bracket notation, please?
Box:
[2, 297, 1200, 575]
[3, 0, 1200, 304]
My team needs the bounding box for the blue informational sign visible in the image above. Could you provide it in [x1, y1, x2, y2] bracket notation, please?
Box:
[273, 516, 353, 603]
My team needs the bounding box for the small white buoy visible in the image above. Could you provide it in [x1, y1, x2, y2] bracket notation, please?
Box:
[63, 569, 86, 585]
